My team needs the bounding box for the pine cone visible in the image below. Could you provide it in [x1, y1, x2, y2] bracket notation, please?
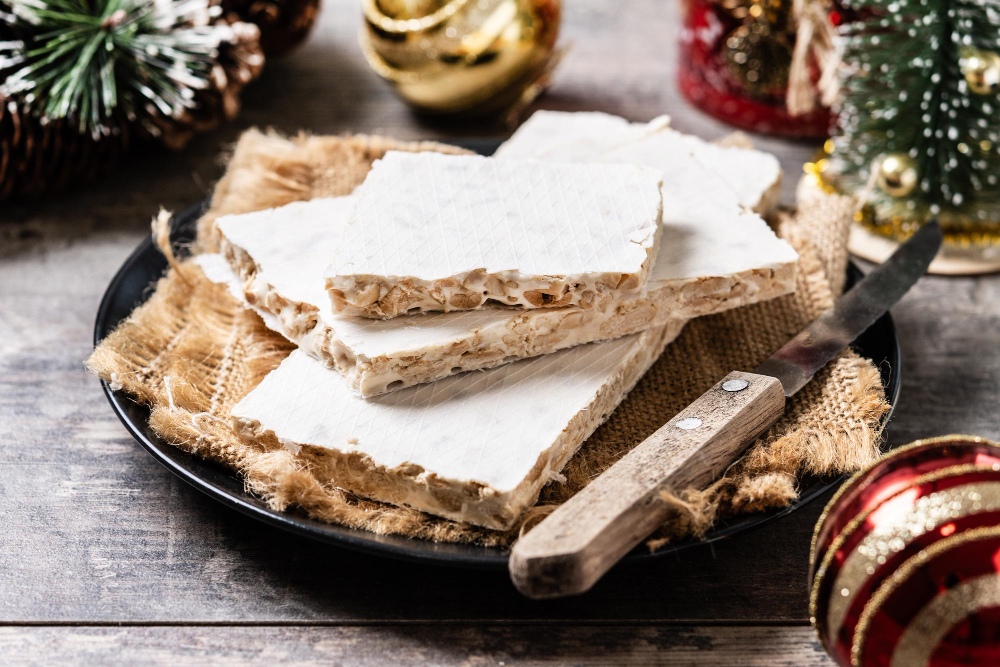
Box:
[140, 18, 266, 151]
[0, 2, 266, 200]
[0, 96, 130, 202]
[222, 0, 321, 56]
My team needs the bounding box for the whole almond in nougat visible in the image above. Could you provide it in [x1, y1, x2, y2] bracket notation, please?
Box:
[323, 152, 665, 319]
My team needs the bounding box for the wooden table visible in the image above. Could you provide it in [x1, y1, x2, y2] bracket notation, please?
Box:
[2, 2, 998, 664]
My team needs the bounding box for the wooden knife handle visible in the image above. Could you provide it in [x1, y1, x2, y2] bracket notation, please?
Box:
[509, 371, 785, 599]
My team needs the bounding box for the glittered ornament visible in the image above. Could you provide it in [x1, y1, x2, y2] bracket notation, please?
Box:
[677, 0, 834, 137]
[810, 435, 1000, 666]
[724, 20, 793, 97]
[877, 153, 919, 198]
[961, 48, 1000, 96]
[719, 0, 794, 98]
[359, 0, 562, 117]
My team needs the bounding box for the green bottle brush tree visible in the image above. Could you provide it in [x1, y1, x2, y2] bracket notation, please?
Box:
[821, 0, 1000, 246]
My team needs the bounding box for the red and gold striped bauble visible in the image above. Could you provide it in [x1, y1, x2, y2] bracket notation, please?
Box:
[809, 435, 1000, 666]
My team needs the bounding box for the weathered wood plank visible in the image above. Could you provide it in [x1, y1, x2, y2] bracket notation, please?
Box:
[877, 272, 1000, 446]
[0, 434, 822, 622]
[0, 625, 833, 666]
[0, 0, 996, 637]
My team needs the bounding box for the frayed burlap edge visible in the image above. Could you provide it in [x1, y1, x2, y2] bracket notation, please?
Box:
[87, 128, 890, 550]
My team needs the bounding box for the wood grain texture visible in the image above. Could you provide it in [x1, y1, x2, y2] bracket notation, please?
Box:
[0, 625, 833, 666]
[0, 0, 997, 663]
[511, 372, 785, 598]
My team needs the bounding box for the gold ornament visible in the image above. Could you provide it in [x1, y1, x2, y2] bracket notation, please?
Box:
[719, 0, 793, 98]
[360, 0, 562, 116]
[960, 48, 1000, 95]
[812, 142, 1000, 248]
[877, 153, 919, 198]
[724, 21, 792, 97]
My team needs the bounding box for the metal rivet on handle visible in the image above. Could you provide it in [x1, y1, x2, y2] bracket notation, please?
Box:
[722, 379, 749, 392]
[676, 417, 702, 430]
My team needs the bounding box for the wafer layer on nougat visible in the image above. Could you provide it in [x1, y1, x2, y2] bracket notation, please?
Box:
[495, 110, 783, 215]
[323, 152, 665, 319]
[232, 322, 685, 530]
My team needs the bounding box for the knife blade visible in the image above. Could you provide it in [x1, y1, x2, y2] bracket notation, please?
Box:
[757, 219, 942, 396]
[509, 221, 941, 599]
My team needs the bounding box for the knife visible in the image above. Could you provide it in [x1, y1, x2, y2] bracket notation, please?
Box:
[509, 220, 942, 599]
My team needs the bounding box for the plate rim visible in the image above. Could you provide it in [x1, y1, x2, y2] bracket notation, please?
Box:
[94, 203, 901, 571]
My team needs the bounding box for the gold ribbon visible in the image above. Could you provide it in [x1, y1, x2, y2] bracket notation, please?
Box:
[853, 525, 1000, 666]
[810, 458, 1000, 651]
[809, 435, 1000, 569]
[890, 573, 1000, 667]
[826, 480, 1000, 647]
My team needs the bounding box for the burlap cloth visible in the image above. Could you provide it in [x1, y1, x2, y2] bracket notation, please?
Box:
[87, 130, 889, 549]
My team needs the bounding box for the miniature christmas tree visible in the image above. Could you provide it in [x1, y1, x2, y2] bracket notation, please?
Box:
[825, 0, 1000, 244]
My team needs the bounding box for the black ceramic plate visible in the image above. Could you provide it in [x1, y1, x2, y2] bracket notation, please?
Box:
[96, 190, 901, 571]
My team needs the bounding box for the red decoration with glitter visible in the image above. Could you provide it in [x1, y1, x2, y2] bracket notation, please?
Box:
[677, 0, 832, 137]
[810, 435, 1000, 666]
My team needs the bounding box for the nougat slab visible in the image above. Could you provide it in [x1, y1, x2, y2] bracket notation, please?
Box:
[213, 173, 794, 397]
[231, 322, 685, 530]
[592, 133, 796, 294]
[497, 110, 797, 312]
[494, 110, 782, 215]
[323, 151, 664, 319]
[215, 198, 682, 397]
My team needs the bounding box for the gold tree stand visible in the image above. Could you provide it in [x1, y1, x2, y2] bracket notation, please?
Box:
[848, 223, 1000, 276]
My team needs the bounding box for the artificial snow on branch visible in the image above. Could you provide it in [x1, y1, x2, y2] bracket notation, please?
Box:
[0, 0, 248, 137]
[827, 0, 1000, 236]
